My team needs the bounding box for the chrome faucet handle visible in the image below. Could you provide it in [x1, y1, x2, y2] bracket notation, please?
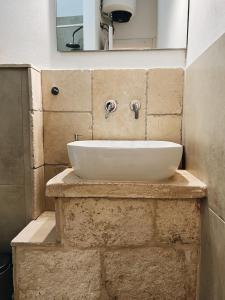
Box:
[105, 100, 117, 119]
[130, 100, 141, 119]
[74, 134, 82, 141]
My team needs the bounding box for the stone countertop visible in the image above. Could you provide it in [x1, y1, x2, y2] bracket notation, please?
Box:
[46, 169, 207, 199]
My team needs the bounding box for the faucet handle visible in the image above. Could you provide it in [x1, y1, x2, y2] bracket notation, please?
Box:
[105, 100, 117, 119]
[130, 100, 141, 119]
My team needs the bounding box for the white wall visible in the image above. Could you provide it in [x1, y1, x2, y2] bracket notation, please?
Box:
[157, 0, 188, 49]
[0, 0, 185, 69]
[187, 0, 225, 65]
[57, 0, 83, 17]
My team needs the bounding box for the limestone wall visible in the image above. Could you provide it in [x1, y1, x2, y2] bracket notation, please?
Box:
[0, 65, 44, 253]
[13, 197, 200, 299]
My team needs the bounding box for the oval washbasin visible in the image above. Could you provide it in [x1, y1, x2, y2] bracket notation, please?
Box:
[67, 140, 183, 181]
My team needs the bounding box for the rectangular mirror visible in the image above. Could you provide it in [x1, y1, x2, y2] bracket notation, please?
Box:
[56, 0, 189, 52]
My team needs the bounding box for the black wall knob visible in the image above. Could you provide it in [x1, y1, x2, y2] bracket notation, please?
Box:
[51, 87, 59, 95]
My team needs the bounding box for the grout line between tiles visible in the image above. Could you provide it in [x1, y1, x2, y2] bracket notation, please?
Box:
[145, 70, 148, 140]
[32, 165, 45, 170]
[91, 70, 94, 140]
[44, 164, 68, 167]
[30, 109, 43, 113]
[43, 110, 92, 114]
[180, 74, 184, 144]
[0, 184, 24, 187]
[147, 113, 182, 116]
[209, 208, 225, 224]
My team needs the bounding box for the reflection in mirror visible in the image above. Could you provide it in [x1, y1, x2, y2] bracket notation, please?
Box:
[56, 0, 189, 52]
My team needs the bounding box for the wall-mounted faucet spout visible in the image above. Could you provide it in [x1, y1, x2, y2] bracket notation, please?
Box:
[130, 100, 141, 119]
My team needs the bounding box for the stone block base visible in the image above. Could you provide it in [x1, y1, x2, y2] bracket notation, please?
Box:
[14, 247, 102, 300]
[12, 210, 200, 299]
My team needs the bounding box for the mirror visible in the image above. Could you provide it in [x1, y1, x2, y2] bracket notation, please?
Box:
[56, 0, 189, 52]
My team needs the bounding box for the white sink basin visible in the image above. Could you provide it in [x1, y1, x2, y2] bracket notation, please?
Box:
[67, 140, 183, 181]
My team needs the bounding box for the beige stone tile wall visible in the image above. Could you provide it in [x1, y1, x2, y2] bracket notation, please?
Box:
[147, 69, 183, 114]
[44, 112, 92, 165]
[147, 69, 183, 142]
[30, 111, 44, 168]
[28, 68, 43, 111]
[32, 167, 45, 217]
[92, 69, 147, 140]
[42, 70, 92, 112]
[28, 68, 45, 218]
[42, 68, 184, 210]
[147, 115, 182, 143]
[44, 165, 67, 211]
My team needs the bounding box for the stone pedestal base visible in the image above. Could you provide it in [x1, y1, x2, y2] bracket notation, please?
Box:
[12, 170, 206, 299]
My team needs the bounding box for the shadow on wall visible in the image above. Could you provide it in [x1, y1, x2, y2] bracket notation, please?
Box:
[0, 254, 13, 299]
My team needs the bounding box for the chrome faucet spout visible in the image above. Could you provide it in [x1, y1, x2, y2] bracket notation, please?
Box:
[132, 103, 139, 119]
[130, 100, 141, 119]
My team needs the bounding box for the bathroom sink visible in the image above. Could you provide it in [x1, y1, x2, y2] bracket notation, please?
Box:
[67, 140, 183, 181]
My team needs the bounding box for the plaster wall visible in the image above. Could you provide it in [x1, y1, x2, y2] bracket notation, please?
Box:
[183, 29, 225, 300]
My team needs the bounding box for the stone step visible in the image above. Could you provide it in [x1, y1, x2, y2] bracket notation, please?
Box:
[12, 211, 199, 300]
[11, 211, 56, 247]
[12, 212, 105, 299]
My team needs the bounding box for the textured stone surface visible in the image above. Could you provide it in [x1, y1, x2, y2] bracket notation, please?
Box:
[44, 165, 67, 211]
[30, 111, 44, 168]
[62, 198, 154, 247]
[42, 70, 92, 112]
[183, 33, 225, 219]
[183, 34, 225, 300]
[104, 247, 198, 300]
[156, 199, 200, 243]
[93, 69, 146, 140]
[46, 169, 207, 199]
[0, 68, 32, 253]
[199, 203, 225, 300]
[0, 186, 26, 253]
[147, 115, 182, 143]
[0, 69, 24, 185]
[28, 68, 42, 111]
[15, 247, 102, 300]
[32, 167, 45, 219]
[147, 69, 183, 114]
[44, 112, 92, 164]
[12, 212, 56, 246]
